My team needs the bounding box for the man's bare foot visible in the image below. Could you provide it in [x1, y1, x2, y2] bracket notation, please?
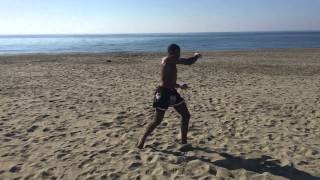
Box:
[136, 138, 145, 149]
[179, 143, 193, 152]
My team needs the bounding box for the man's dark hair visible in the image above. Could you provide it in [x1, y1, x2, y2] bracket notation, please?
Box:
[168, 44, 180, 54]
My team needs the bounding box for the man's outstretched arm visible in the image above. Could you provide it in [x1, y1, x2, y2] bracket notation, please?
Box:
[177, 53, 202, 65]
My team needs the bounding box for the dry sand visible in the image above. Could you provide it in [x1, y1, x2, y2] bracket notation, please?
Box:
[0, 49, 320, 179]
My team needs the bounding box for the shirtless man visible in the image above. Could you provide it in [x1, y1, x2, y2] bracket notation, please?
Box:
[137, 44, 202, 149]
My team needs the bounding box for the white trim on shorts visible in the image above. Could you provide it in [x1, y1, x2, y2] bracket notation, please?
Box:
[171, 100, 185, 107]
[154, 100, 184, 111]
[156, 107, 167, 111]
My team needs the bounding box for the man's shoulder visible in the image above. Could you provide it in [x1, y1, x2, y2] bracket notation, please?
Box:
[162, 56, 173, 65]
[161, 56, 177, 64]
[161, 57, 167, 65]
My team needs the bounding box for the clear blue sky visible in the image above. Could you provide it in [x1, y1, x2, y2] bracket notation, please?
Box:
[1, 0, 319, 34]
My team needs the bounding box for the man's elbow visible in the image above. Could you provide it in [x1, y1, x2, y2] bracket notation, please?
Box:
[183, 62, 193, 65]
[180, 61, 192, 65]
[180, 58, 196, 65]
[187, 61, 196, 65]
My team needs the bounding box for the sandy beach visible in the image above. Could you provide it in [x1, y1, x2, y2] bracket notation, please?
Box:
[0, 49, 320, 179]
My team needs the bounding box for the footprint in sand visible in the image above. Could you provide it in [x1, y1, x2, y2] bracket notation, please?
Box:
[90, 141, 104, 147]
[9, 165, 22, 173]
[56, 153, 68, 160]
[42, 127, 50, 132]
[36, 169, 56, 179]
[27, 125, 39, 133]
[99, 122, 113, 130]
[127, 162, 142, 171]
[108, 172, 121, 179]
[34, 114, 50, 123]
[4, 132, 15, 137]
[78, 158, 93, 168]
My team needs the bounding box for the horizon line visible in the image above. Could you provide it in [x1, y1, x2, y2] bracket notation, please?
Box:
[1, 30, 320, 36]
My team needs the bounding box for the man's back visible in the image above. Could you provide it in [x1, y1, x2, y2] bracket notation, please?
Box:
[161, 57, 177, 89]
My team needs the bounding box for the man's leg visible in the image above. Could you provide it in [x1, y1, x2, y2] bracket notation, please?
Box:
[174, 102, 191, 144]
[137, 109, 165, 149]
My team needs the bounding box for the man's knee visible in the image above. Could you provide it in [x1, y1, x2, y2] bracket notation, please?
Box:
[153, 109, 165, 125]
[153, 116, 163, 126]
[153, 119, 162, 126]
[182, 112, 191, 120]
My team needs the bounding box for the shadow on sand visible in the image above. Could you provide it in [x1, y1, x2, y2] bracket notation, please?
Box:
[147, 145, 320, 180]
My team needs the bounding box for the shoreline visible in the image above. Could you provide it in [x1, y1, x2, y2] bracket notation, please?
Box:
[1, 47, 320, 58]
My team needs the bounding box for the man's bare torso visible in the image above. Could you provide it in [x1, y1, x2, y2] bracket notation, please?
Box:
[161, 57, 177, 89]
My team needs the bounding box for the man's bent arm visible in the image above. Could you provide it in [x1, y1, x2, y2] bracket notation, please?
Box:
[177, 56, 199, 65]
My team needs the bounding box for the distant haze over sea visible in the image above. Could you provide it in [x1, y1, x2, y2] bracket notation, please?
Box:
[0, 31, 320, 54]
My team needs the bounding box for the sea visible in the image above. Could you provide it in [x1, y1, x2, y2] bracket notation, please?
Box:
[0, 31, 320, 54]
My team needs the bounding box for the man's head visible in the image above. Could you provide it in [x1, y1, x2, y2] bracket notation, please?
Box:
[168, 44, 180, 58]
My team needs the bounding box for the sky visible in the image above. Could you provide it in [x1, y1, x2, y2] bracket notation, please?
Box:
[0, 0, 320, 34]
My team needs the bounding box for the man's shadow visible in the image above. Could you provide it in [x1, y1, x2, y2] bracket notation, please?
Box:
[147, 145, 320, 180]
